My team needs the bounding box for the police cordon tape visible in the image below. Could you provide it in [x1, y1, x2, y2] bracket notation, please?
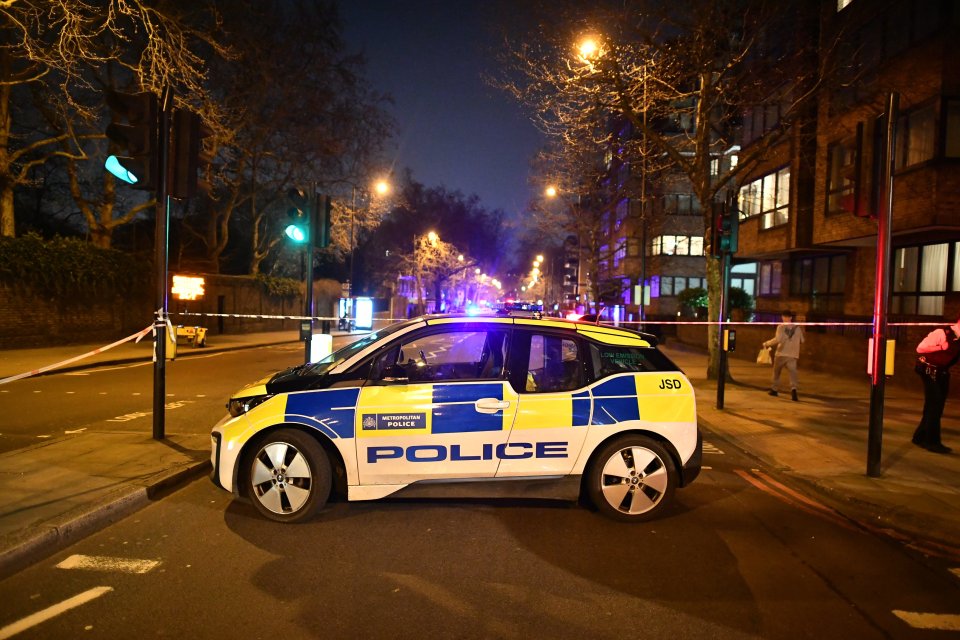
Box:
[0, 325, 154, 386]
[176, 311, 953, 328]
[2, 313, 945, 386]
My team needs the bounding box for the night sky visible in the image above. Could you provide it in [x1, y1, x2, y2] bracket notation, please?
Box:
[339, 0, 545, 220]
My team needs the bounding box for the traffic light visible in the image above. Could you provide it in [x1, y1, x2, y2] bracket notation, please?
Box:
[285, 188, 309, 243]
[314, 195, 332, 248]
[171, 110, 213, 199]
[711, 199, 739, 256]
[104, 90, 159, 191]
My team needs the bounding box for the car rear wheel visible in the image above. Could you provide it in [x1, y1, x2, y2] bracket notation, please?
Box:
[587, 435, 677, 522]
[246, 429, 331, 523]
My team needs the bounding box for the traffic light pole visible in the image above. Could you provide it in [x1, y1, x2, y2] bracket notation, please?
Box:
[301, 188, 318, 365]
[716, 250, 731, 409]
[867, 92, 898, 477]
[153, 88, 172, 441]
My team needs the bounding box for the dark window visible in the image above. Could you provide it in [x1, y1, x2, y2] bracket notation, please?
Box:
[523, 334, 584, 393]
[590, 344, 679, 379]
[896, 104, 935, 168]
[371, 329, 508, 383]
[945, 99, 960, 158]
[790, 255, 846, 313]
[827, 140, 857, 214]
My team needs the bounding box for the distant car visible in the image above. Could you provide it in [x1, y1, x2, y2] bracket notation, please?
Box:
[210, 314, 701, 523]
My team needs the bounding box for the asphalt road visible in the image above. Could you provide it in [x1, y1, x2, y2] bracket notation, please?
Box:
[1, 341, 958, 638]
[0, 340, 337, 453]
[1, 428, 958, 639]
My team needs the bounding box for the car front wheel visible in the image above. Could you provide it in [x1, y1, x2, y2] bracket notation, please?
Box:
[245, 429, 331, 523]
[586, 435, 677, 522]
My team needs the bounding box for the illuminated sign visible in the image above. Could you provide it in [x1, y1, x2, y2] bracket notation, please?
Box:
[172, 275, 205, 301]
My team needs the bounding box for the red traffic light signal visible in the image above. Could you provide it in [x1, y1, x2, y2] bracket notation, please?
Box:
[104, 90, 159, 191]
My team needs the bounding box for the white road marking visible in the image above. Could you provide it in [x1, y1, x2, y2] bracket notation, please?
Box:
[56, 554, 160, 574]
[64, 428, 86, 434]
[0, 586, 113, 639]
[702, 441, 725, 455]
[892, 610, 960, 631]
[950, 568, 959, 580]
[36, 435, 51, 439]
[108, 399, 194, 422]
[108, 411, 149, 422]
[84, 362, 151, 373]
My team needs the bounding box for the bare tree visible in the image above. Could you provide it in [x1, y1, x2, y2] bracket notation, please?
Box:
[497, 0, 823, 377]
[0, 0, 225, 238]
[181, 0, 393, 276]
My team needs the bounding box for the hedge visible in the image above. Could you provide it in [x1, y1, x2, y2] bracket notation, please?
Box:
[0, 233, 150, 300]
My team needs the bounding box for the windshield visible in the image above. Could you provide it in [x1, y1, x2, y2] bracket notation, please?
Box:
[302, 319, 421, 375]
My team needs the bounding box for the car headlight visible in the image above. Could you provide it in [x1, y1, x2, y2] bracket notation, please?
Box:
[227, 394, 273, 417]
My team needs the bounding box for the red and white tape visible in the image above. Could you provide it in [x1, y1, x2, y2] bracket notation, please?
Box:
[0, 325, 153, 386]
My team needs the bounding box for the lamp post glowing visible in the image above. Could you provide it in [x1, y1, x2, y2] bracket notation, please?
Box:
[349, 177, 392, 300]
[578, 37, 599, 59]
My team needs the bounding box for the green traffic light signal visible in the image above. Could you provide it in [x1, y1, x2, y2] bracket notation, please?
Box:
[104, 90, 158, 190]
[285, 205, 308, 243]
[284, 188, 310, 244]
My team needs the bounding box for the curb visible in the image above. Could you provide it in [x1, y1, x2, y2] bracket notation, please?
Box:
[0, 460, 211, 581]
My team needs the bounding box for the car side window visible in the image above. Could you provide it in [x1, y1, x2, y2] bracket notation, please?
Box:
[589, 343, 679, 378]
[371, 329, 507, 383]
[524, 333, 583, 393]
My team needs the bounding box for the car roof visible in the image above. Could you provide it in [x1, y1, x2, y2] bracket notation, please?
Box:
[414, 314, 658, 348]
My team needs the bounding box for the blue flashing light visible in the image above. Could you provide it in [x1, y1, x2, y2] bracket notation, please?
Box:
[104, 155, 138, 184]
[465, 304, 481, 316]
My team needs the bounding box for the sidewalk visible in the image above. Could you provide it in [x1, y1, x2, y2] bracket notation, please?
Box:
[0, 329, 336, 579]
[661, 342, 960, 558]
[1, 330, 958, 579]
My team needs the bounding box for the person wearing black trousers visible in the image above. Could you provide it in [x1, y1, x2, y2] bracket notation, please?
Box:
[913, 317, 960, 454]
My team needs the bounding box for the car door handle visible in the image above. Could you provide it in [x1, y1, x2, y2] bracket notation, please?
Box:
[475, 398, 510, 413]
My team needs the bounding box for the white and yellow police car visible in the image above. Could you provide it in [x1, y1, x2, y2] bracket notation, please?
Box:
[210, 315, 701, 523]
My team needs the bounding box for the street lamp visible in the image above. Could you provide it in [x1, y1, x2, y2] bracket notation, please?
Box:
[349, 178, 391, 300]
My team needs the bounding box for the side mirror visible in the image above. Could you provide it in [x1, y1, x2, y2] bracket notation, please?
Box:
[381, 364, 408, 383]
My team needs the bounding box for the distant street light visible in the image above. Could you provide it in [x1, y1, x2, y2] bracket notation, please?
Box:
[545, 185, 558, 198]
[349, 177, 392, 300]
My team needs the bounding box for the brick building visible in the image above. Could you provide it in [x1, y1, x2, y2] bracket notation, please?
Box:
[738, 0, 960, 326]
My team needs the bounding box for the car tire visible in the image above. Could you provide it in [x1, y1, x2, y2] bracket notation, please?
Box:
[245, 429, 331, 523]
[586, 435, 677, 522]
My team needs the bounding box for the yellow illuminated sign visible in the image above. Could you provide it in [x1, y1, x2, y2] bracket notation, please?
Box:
[172, 275, 205, 301]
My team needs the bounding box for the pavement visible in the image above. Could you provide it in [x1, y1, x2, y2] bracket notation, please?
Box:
[0, 329, 958, 580]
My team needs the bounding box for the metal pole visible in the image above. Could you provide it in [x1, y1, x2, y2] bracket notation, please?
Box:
[349, 187, 356, 300]
[152, 87, 172, 441]
[716, 250, 731, 409]
[303, 190, 316, 365]
[639, 64, 647, 323]
[867, 92, 898, 477]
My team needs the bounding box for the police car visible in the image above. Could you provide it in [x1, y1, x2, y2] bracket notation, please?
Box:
[210, 315, 701, 523]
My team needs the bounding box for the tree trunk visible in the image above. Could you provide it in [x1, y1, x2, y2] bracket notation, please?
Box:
[0, 184, 13, 237]
[0, 80, 13, 238]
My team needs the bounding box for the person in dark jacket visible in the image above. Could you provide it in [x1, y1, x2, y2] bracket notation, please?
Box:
[913, 316, 960, 454]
